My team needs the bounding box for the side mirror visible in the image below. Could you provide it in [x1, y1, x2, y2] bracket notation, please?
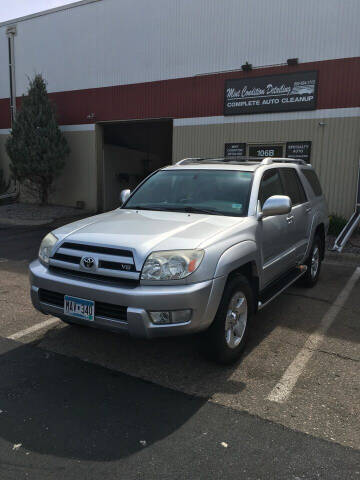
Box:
[120, 189, 131, 205]
[259, 195, 292, 219]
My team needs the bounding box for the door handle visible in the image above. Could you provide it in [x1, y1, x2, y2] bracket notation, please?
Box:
[286, 215, 294, 223]
[306, 207, 312, 213]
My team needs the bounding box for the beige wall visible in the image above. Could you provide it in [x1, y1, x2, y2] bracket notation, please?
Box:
[52, 130, 97, 211]
[173, 116, 360, 218]
[0, 130, 98, 211]
[2, 115, 359, 218]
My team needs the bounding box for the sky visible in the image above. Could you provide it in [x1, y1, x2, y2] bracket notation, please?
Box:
[0, 0, 76, 23]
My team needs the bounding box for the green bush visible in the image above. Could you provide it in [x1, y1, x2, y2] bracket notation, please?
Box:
[6, 74, 70, 205]
[328, 214, 347, 236]
[0, 168, 9, 194]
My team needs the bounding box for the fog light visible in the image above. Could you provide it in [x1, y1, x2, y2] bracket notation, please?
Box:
[149, 310, 192, 325]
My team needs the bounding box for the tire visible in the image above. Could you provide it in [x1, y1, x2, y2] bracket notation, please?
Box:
[199, 274, 254, 365]
[301, 234, 322, 288]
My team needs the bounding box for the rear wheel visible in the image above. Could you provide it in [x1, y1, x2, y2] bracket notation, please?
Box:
[301, 234, 322, 287]
[199, 274, 253, 364]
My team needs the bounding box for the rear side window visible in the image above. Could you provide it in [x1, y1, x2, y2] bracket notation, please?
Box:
[302, 169, 323, 196]
[258, 169, 284, 207]
[280, 168, 307, 206]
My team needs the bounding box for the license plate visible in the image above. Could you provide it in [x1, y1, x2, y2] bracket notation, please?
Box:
[64, 295, 94, 321]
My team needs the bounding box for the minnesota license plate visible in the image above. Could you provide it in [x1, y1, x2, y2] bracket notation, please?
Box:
[64, 295, 94, 321]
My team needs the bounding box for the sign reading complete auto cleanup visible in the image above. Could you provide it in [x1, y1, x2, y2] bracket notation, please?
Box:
[224, 71, 318, 115]
[286, 141, 312, 163]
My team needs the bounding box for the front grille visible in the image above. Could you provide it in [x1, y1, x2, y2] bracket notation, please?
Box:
[49, 266, 139, 287]
[61, 242, 133, 258]
[50, 241, 138, 281]
[38, 289, 128, 322]
[98, 260, 135, 271]
[53, 253, 81, 264]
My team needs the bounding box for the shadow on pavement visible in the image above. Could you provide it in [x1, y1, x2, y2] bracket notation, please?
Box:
[0, 337, 212, 461]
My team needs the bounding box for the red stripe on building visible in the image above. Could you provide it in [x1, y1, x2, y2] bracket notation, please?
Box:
[0, 57, 359, 129]
[0, 98, 10, 128]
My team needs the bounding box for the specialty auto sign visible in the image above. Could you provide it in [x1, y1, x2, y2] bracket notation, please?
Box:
[224, 71, 317, 115]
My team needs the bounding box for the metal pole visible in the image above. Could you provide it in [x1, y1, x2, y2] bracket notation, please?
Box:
[6, 25, 17, 124]
[0, 25, 19, 201]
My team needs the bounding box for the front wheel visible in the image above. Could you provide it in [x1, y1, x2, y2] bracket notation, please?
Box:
[199, 274, 253, 364]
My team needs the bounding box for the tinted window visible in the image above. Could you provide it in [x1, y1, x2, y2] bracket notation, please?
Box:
[280, 168, 307, 206]
[258, 169, 284, 207]
[302, 169, 323, 196]
[124, 169, 253, 217]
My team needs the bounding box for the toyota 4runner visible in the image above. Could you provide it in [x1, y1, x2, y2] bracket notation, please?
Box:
[30, 157, 328, 364]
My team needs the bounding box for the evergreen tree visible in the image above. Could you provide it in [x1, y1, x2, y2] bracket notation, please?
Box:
[0, 167, 9, 194]
[6, 74, 70, 205]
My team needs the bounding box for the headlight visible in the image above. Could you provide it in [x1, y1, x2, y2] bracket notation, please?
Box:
[38, 232, 58, 265]
[141, 249, 204, 280]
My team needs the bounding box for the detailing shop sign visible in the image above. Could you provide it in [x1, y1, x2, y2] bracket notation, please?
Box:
[224, 71, 318, 115]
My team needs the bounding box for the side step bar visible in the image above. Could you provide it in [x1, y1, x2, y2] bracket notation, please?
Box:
[258, 265, 307, 311]
[330, 209, 360, 253]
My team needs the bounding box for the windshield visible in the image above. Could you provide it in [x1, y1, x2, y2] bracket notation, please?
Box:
[123, 169, 253, 216]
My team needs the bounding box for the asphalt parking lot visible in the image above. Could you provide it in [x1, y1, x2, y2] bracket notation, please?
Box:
[0, 223, 359, 479]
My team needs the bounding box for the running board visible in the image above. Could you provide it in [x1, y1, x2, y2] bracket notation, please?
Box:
[258, 265, 307, 311]
[330, 210, 360, 253]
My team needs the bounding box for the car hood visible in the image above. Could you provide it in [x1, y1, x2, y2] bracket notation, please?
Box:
[53, 209, 244, 261]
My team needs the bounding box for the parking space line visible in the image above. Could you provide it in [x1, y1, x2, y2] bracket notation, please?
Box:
[267, 266, 360, 404]
[7, 317, 60, 340]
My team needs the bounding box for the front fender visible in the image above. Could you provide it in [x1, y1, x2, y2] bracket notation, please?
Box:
[214, 240, 260, 278]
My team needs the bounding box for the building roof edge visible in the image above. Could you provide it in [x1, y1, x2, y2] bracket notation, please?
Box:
[0, 0, 101, 28]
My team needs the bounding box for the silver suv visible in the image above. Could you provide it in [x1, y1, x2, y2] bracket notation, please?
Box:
[30, 157, 328, 364]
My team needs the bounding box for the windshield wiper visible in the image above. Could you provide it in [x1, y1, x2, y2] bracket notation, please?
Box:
[124, 206, 168, 211]
[169, 206, 223, 215]
[125, 205, 222, 215]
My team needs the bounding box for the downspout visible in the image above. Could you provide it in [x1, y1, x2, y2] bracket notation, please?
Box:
[0, 25, 19, 202]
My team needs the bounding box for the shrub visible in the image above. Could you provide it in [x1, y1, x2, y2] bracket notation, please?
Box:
[328, 214, 347, 236]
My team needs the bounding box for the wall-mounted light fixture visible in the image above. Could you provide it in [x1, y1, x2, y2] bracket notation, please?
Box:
[86, 113, 96, 120]
[241, 62, 252, 72]
[287, 58, 299, 66]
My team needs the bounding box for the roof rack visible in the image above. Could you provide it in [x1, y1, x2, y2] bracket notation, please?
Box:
[260, 157, 307, 165]
[176, 158, 203, 165]
[176, 156, 265, 166]
[176, 156, 307, 166]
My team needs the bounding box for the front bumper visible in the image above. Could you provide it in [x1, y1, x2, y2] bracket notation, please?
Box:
[29, 260, 226, 338]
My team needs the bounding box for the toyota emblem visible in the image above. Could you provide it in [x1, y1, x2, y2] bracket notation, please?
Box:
[81, 256, 96, 269]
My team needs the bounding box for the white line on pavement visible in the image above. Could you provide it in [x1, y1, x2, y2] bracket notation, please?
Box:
[7, 317, 60, 340]
[267, 266, 360, 404]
